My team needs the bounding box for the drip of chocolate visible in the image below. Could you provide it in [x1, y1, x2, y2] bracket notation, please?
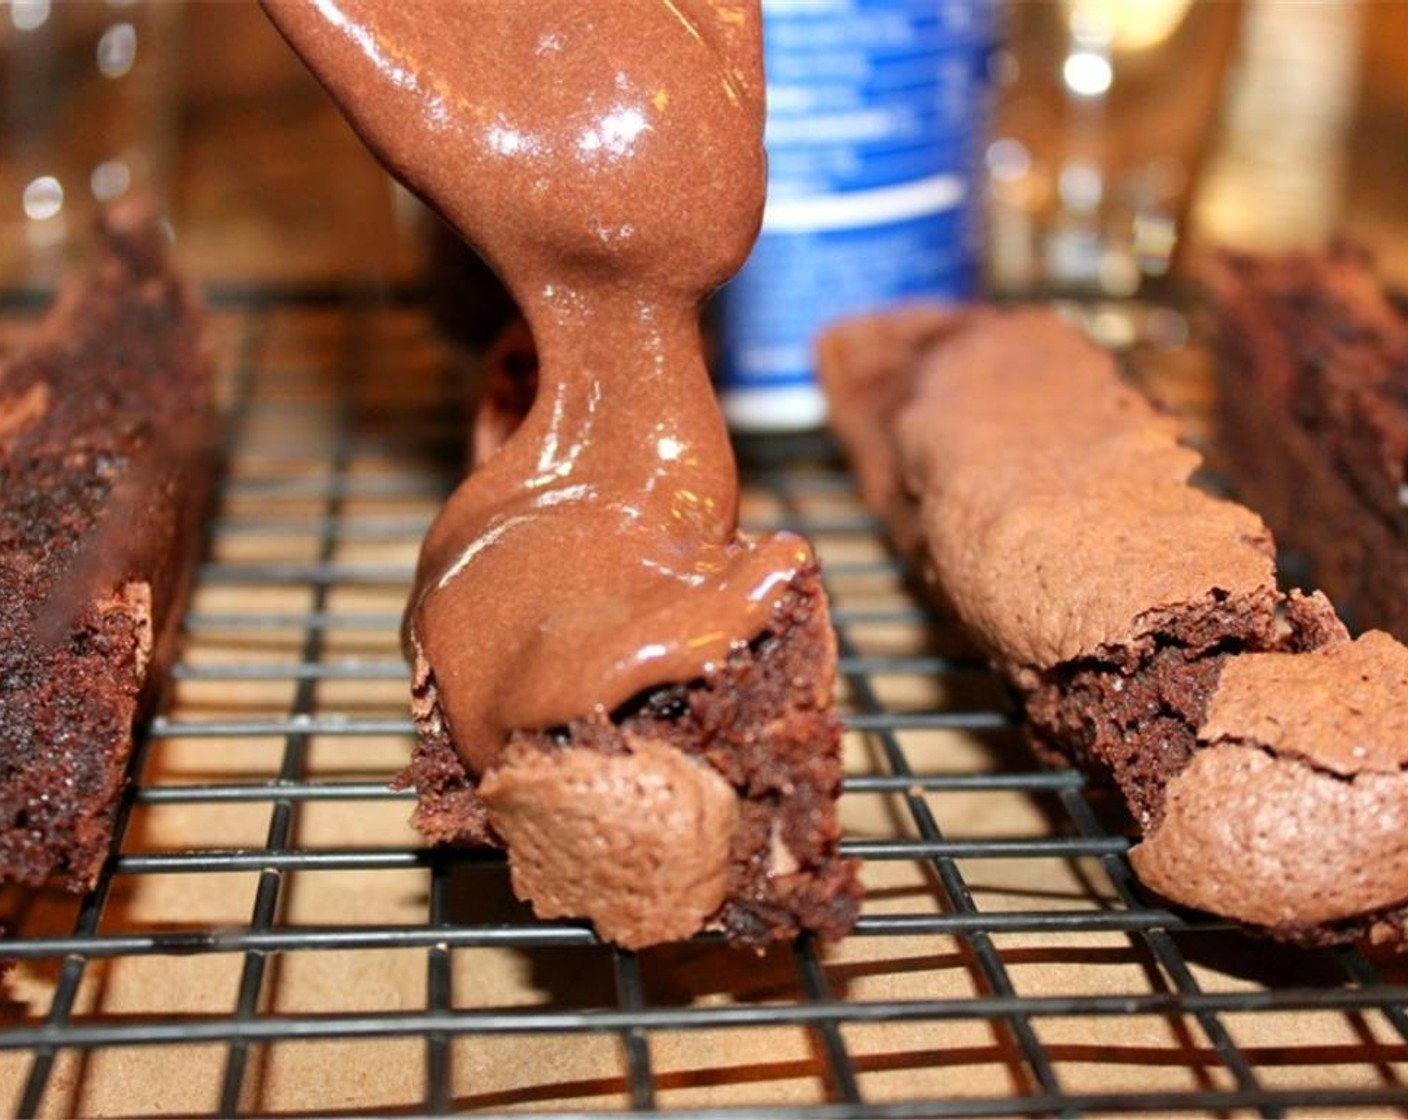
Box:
[264, 1, 809, 766]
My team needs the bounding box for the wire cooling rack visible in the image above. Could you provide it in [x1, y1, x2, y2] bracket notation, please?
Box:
[1, 285, 1407, 1118]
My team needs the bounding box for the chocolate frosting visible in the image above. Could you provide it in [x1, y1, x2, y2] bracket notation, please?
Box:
[264, 1, 808, 766]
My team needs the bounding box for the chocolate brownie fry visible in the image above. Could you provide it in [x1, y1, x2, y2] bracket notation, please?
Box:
[0, 202, 211, 891]
[820, 305, 1408, 945]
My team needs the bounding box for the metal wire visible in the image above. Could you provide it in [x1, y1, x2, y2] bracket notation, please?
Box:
[3, 287, 1407, 1118]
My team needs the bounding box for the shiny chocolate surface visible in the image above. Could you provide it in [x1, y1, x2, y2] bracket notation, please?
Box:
[264, 0, 808, 765]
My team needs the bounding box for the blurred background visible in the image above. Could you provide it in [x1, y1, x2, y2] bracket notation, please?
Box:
[0, 1, 1404, 295]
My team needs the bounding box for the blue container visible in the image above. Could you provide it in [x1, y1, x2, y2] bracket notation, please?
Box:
[716, 0, 992, 430]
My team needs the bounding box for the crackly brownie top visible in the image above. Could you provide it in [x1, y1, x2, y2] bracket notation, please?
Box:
[1131, 628, 1408, 929]
[1133, 741, 1408, 931]
[815, 304, 976, 562]
[892, 307, 1277, 675]
[1201, 629, 1408, 775]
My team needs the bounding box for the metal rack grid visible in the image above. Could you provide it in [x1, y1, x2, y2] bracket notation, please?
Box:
[2, 286, 1408, 1118]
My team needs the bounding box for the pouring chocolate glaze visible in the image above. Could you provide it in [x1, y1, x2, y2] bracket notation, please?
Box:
[263, 1, 811, 768]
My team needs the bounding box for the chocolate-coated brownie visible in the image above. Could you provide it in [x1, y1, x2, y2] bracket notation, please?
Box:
[397, 320, 860, 950]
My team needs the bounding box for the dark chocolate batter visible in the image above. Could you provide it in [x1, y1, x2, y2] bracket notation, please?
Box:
[263, 2, 808, 765]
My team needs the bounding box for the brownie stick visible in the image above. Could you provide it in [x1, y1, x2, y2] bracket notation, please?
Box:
[266, 1, 859, 948]
[820, 305, 1408, 944]
[0, 202, 211, 891]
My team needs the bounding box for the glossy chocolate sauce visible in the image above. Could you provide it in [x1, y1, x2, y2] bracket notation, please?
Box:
[264, 1, 809, 768]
